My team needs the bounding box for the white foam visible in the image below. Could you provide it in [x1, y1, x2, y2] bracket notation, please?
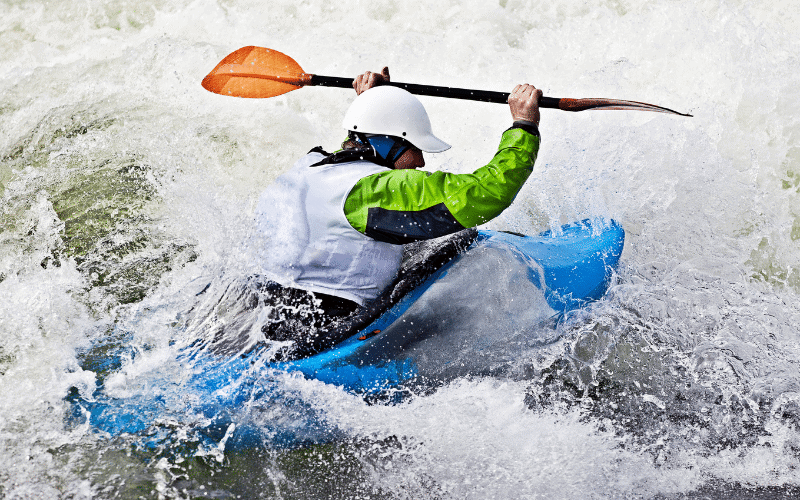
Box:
[2, 0, 800, 497]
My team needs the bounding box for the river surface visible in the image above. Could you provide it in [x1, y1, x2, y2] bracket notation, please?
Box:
[2, 0, 800, 498]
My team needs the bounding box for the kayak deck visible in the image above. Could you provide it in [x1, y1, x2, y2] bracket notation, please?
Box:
[280, 219, 625, 393]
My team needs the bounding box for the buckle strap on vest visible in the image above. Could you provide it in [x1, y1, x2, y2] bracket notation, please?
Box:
[308, 143, 394, 169]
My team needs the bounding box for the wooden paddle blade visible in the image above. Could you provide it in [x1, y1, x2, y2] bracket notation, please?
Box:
[557, 98, 692, 117]
[201, 46, 312, 98]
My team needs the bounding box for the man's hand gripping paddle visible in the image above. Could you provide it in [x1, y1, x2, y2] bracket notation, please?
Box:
[201, 46, 692, 117]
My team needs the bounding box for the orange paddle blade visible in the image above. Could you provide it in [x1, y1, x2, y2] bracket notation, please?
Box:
[201, 46, 312, 98]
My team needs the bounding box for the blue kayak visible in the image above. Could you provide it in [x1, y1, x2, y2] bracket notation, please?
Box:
[70, 219, 624, 447]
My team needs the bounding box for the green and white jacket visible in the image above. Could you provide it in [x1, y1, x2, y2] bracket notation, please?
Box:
[254, 123, 540, 305]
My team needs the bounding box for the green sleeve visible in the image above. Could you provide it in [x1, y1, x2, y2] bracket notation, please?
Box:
[343, 127, 540, 243]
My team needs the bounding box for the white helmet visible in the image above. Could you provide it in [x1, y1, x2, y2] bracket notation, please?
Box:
[342, 86, 450, 153]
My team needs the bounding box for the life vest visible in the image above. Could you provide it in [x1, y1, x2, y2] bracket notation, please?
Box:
[254, 151, 404, 305]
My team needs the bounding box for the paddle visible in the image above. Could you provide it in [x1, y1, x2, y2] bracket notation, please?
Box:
[202, 46, 692, 117]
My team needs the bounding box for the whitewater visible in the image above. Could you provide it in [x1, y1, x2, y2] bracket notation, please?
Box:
[2, 0, 800, 498]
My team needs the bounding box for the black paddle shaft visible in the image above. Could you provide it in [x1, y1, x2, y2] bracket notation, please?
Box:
[309, 74, 560, 108]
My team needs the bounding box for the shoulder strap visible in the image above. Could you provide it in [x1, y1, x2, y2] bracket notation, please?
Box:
[309, 146, 392, 168]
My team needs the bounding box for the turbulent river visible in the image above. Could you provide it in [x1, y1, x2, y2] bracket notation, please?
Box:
[2, 0, 800, 498]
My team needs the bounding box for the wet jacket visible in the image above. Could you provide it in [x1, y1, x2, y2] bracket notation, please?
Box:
[255, 122, 540, 304]
[343, 122, 540, 243]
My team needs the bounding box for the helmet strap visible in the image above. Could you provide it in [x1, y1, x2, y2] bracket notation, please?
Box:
[346, 131, 413, 169]
[385, 140, 410, 163]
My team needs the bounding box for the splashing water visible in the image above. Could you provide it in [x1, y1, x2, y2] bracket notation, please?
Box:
[2, 0, 800, 498]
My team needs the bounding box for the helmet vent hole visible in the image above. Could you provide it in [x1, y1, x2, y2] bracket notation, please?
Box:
[402, 132, 406, 136]
[353, 125, 358, 129]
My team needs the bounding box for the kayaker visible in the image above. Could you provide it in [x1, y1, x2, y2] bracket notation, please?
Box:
[252, 67, 541, 356]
